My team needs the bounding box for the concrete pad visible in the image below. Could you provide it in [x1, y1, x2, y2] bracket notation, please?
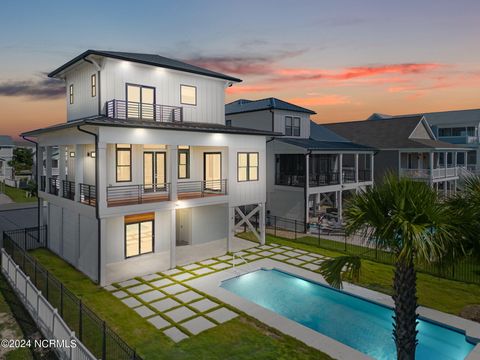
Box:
[151, 298, 181, 312]
[298, 255, 316, 262]
[217, 255, 232, 261]
[151, 278, 174, 288]
[104, 285, 117, 291]
[211, 262, 231, 270]
[181, 316, 216, 335]
[162, 268, 183, 276]
[148, 316, 170, 330]
[244, 254, 261, 261]
[228, 258, 245, 265]
[258, 251, 274, 257]
[245, 247, 262, 253]
[163, 284, 188, 295]
[270, 248, 285, 253]
[295, 249, 309, 254]
[271, 254, 289, 261]
[303, 263, 320, 271]
[280, 246, 293, 250]
[117, 279, 140, 288]
[259, 245, 273, 250]
[112, 290, 128, 299]
[138, 290, 165, 303]
[134, 306, 155, 318]
[128, 284, 152, 294]
[182, 263, 202, 271]
[286, 258, 304, 266]
[172, 273, 195, 281]
[163, 327, 189, 342]
[284, 251, 301, 257]
[165, 306, 196, 322]
[206, 308, 238, 323]
[314, 259, 326, 264]
[190, 298, 218, 312]
[192, 268, 215, 276]
[141, 273, 162, 281]
[235, 251, 248, 256]
[199, 259, 217, 265]
[175, 290, 203, 303]
[121, 297, 142, 308]
[270, 243, 280, 247]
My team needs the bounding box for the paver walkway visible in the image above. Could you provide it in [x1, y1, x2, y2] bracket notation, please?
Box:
[108, 242, 331, 343]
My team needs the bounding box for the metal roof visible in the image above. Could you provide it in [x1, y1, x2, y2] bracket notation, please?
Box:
[48, 50, 242, 83]
[0, 135, 14, 146]
[277, 137, 375, 151]
[225, 98, 316, 115]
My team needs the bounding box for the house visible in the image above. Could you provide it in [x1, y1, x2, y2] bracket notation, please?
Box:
[0, 135, 14, 183]
[369, 108, 480, 174]
[324, 115, 471, 195]
[226, 98, 375, 224]
[22, 50, 273, 285]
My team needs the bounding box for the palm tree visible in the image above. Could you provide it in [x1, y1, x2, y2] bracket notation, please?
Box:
[319, 175, 457, 360]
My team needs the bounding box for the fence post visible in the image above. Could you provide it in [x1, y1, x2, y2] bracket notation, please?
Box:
[79, 299, 83, 341]
[102, 321, 107, 360]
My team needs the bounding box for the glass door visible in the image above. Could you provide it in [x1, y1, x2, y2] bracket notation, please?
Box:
[204, 152, 222, 191]
[143, 152, 166, 192]
[127, 84, 155, 120]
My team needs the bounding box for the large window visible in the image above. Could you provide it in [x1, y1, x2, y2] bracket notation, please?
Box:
[275, 154, 305, 187]
[125, 213, 154, 258]
[238, 152, 259, 182]
[285, 116, 300, 136]
[116, 144, 132, 182]
[126, 84, 155, 119]
[69, 84, 74, 104]
[180, 85, 197, 105]
[91, 74, 96, 97]
[439, 126, 477, 137]
[178, 145, 190, 179]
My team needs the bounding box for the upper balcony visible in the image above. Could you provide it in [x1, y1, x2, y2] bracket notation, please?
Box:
[106, 100, 183, 122]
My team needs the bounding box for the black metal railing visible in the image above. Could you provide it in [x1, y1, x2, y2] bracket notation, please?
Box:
[342, 169, 356, 183]
[358, 169, 372, 182]
[79, 183, 96, 206]
[106, 99, 183, 122]
[62, 180, 75, 200]
[2, 230, 143, 360]
[48, 177, 59, 195]
[309, 172, 340, 187]
[107, 183, 170, 207]
[40, 176, 46, 192]
[177, 179, 227, 198]
[275, 174, 306, 187]
[2, 226, 47, 250]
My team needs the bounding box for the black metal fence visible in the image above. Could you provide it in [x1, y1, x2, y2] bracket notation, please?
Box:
[265, 215, 480, 284]
[3, 228, 143, 360]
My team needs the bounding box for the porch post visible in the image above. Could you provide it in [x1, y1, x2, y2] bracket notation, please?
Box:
[339, 153, 343, 185]
[227, 206, 235, 253]
[337, 190, 343, 224]
[444, 151, 448, 177]
[168, 145, 178, 201]
[259, 203, 266, 245]
[74, 144, 85, 202]
[305, 153, 310, 224]
[170, 208, 176, 269]
[58, 146, 67, 196]
[354, 153, 359, 182]
[429, 152, 434, 186]
[370, 153, 374, 182]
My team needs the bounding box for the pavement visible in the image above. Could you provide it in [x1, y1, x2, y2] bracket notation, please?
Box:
[0, 203, 40, 240]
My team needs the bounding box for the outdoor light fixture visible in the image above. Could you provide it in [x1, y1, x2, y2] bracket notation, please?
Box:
[69, 152, 75, 158]
[90, 151, 96, 158]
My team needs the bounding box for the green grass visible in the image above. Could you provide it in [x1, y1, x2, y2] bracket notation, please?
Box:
[3, 185, 37, 203]
[30, 248, 331, 360]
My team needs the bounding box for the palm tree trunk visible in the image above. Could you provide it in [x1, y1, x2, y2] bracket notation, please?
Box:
[392, 256, 418, 360]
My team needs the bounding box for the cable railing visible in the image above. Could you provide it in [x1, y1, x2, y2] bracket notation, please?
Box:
[79, 183, 96, 206]
[106, 99, 183, 122]
[62, 180, 75, 200]
[177, 179, 227, 199]
[106, 183, 170, 207]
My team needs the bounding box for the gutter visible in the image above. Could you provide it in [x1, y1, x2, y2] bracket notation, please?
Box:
[21, 135, 41, 244]
[77, 125, 102, 285]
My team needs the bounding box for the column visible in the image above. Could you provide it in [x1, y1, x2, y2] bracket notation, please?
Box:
[59, 145, 66, 196]
[453, 151, 457, 177]
[37, 147, 44, 191]
[74, 144, 85, 202]
[339, 153, 343, 185]
[429, 152, 434, 186]
[337, 191, 343, 224]
[169, 208, 176, 269]
[354, 153, 359, 182]
[168, 145, 178, 201]
[259, 203, 266, 245]
[97, 142, 107, 210]
[227, 206, 235, 253]
[45, 146, 53, 180]
[444, 151, 448, 177]
[370, 153, 374, 182]
[305, 153, 310, 224]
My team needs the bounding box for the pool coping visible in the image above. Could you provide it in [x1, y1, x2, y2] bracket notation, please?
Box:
[185, 258, 480, 360]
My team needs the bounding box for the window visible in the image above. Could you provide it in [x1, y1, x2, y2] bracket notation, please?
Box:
[91, 74, 96, 97]
[178, 146, 190, 179]
[126, 84, 155, 119]
[125, 213, 154, 258]
[116, 144, 132, 182]
[285, 116, 300, 136]
[180, 85, 197, 105]
[69, 84, 74, 104]
[238, 152, 259, 182]
[275, 154, 305, 187]
[467, 127, 476, 136]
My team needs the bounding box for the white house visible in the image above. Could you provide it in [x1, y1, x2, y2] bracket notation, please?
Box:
[226, 98, 375, 224]
[22, 50, 272, 285]
[0, 135, 14, 183]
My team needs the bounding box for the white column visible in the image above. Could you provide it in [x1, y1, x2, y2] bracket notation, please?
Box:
[305, 153, 310, 224]
[464, 151, 468, 168]
[429, 152, 434, 186]
[97, 142, 107, 210]
[169, 208, 176, 269]
[339, 153, 343, 185]
[74, 144, 85, 202]
[354, 153, 359, 182]
[168, 145, 178, 201]
[98, 218, 106, 286]
[37, 147, 44, 191]
[370, 153, 374, 182]
[259, 203, 266, 245]
[444, 151, 448, 177]
[227, 206, 235, 253]
[337, 191, 343, 223]
[59, 145, 66, 196]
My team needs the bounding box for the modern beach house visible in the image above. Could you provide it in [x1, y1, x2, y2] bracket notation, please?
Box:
[22, 50, 273, 285]
[325, 115, 471, 195]
[226, 98, 374, 224]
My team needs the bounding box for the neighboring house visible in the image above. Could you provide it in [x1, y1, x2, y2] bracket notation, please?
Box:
[22, 50, 273, 285]
[369, 108, 480, 174]
[0, 135, 14, 183]
[226, 98, 375, 224]
[324, 115, 470, 195]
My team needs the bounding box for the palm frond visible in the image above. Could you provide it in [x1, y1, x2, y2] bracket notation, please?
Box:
[318, 255, 361, 289]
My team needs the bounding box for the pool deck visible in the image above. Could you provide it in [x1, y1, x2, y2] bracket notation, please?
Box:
[186, 258, 480, 360]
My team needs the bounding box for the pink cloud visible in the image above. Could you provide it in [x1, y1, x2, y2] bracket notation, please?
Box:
[287, 94, 351, 106]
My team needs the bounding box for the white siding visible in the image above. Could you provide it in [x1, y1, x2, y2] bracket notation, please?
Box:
[273, 110, 311, 138]
[66, 62, 98, 121]
[190, 204, 227, 244]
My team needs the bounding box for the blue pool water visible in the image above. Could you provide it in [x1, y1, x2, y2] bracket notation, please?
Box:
[220, 269, 475, 360]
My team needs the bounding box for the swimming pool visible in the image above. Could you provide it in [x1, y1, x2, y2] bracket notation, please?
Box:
[220, 268, 475, 360]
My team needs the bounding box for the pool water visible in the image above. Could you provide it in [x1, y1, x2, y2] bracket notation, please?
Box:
[220, 269, 475, 360]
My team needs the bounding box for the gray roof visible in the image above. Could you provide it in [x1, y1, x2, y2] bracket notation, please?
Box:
[21, 116, 279, 137]
[225, 98, 316, 115]
[0, 135, 14, 146]
[324, 116, 462, 150]
[277, 138, 374, 151]
[48, 50, 242, 82]
[368, 108, 480, 126]
[310, 121, 351, 142]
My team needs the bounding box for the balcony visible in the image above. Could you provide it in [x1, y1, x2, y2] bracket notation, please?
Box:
[48, 177, 59, 195]
[79, 183, 96, 207]
[106, 100, 183, 122]
[177, 180, 227, 199]
[400, 167, 459, 180]
[107, 183, 171, 207]
[309, 173, 339, 187]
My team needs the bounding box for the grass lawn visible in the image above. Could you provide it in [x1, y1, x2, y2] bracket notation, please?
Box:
[3, 185, 37, 203]
[30, 248, 332, 360]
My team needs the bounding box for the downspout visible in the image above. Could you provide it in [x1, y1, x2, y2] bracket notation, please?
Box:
[77, 125, 102, 285]
[305, 150, 312, 226]
[270, 109, 275, 132]
[82, 57, 102, 115]
[21, 136, 40, 238]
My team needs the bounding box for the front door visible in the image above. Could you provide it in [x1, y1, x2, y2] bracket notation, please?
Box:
[126, 84, 155, 120]
[143, 152, 166, 191]
[204, 152, 222, 191]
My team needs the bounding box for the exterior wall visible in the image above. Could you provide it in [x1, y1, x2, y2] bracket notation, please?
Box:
[190, 204, 227, 245]
[410, 121, 432, 139]
[273, 110, 311, 138]
[65, 61, 99, 121]
[374, 150, 399, 183]
[267, 188, 305, 221]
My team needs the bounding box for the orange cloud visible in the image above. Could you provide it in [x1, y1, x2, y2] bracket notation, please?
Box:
[226, 84, 277, 94]
[287, 95, 350, 106]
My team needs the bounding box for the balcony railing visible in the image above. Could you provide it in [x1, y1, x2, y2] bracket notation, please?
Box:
[106, 100, 183, 122]
[400, 167, 459, 180]
[177, 179, 227, 199]
[62, 180, 75, 200]
[342, 169, 356, 183]
[107, 183, 170, 207]
[358, 169, 372, 182]
[48, 177, 59, 195]
[79, 183, 96, 207]
[309, 172, 340, 187]
[40, 176, 46, 192]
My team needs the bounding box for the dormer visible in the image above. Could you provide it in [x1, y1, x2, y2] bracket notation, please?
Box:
[48, 50, 242, 124]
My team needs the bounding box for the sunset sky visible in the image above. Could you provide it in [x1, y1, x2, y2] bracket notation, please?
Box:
[1, 0, 479, 138]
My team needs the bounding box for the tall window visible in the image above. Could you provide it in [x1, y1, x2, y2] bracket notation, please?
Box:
[180, 85, 197, 105]
[69, 84, 74, 104]
[116, 144, 132, 182]
[285, 116, 300, 136]
[178, 146, 190, 179]
[91, 74, 96, 97]
[125, 213, 154, 258]
[238, 152, 259, 182]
